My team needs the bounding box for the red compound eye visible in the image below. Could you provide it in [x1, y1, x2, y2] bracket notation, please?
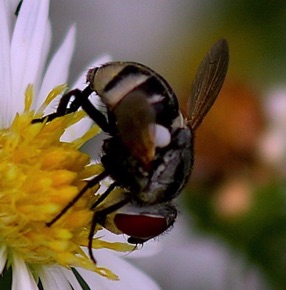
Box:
[114, 213, 168, 240]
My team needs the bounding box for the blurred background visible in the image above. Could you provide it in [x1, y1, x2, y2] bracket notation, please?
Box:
[49, 1, 286, 289]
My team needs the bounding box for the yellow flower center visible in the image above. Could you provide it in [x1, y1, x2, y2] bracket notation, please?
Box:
[0, 85, 132, 280]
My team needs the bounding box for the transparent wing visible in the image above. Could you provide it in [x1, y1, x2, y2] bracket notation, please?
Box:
[187, 39, 229, 131]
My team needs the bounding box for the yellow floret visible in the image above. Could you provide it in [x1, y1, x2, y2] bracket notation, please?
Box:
[0, 85, 132, 280]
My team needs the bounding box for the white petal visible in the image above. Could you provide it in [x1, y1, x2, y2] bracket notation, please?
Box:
[34, 19, 52, 99]
[3, 1, 18, 35]
[36, 24, 76, 110]
[37, 266, 74, 290]
[4, 0, 19, 15]
[10, 0, 50, 115]
[60, 268, 84, 290]
[61, 54, 112, 142]
[0, 0, 12, 127]
[0, 245, 8, 273]
[12, 255, 38, 290]
[77, 251, 160, 290]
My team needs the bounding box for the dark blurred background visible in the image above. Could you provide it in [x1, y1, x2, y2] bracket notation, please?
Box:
[49, 1, 286, 289]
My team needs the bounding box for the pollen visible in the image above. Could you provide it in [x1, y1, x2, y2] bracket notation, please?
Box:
[0, 85, 131, 279]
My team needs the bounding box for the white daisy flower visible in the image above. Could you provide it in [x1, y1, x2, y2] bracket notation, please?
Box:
[0, 0, 160, 289]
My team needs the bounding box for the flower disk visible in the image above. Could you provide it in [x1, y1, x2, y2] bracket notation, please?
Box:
[0, 85, 116, 276]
